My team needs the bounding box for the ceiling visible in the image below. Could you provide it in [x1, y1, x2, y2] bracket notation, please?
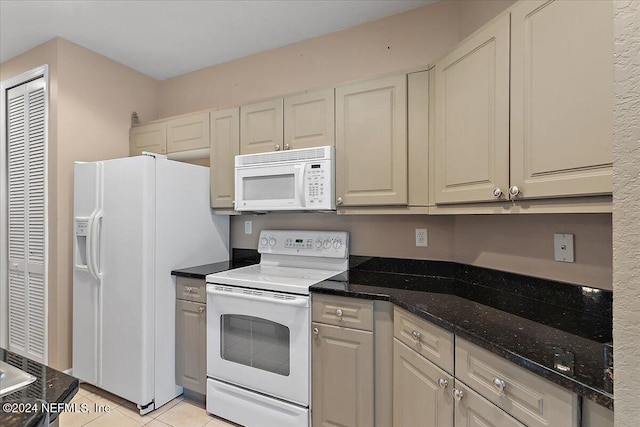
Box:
[0, 0, 433, 81]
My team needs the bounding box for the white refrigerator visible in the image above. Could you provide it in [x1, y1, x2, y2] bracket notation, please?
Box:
[72, 154, 229, 414]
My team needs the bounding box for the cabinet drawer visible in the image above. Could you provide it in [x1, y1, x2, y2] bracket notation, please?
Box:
[455, 338, 579, 427]
[176, 277, 206, 303]
[312, 294, 373, 331]
[394, 307, 453, 374]
[454, 380, 525, 427]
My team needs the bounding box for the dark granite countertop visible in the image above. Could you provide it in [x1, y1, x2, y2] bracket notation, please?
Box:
[0, 348, 79, 427]
[171, 249, 260, 279]
[311, 257, 614, 410]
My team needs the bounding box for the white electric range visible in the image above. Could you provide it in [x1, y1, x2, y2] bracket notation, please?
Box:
[205, 230, 349, 427]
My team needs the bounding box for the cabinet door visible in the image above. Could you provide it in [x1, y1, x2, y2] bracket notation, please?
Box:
[434, 14, 510, 204]
[130, 122, 166, 156]
[210, 107, 239, 209]
[284, 88, 335, 150]
[312, 322, 373, 427]
[393, 339, 453, 427]
[175, 300, 206, 395]
[166, 113, 210, 153]
[336, 75, 407, 206]
[240, 98, 283, 154]
[510, 0, 613, 199]
[454, 381, 526, 427]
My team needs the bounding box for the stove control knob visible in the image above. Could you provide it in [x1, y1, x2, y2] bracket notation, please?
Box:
[323, 239, 331, 249]
[269, 237, 277, 246]
[315, 239, 323, 248]
[333, 239, 342, 249]
[260, 237, 268, 247]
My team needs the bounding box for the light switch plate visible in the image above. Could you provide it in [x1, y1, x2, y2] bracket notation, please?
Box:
[554, 233, 574, 262]
[244, 221, 252, 235]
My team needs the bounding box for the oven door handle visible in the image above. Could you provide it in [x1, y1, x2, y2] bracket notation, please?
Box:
[207, 287, 309, 307]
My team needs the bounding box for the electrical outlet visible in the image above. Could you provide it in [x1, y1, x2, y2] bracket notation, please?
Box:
[554, 233, 574, 262]
[415, 228, 428, 247]
[244, 221, 252, 235]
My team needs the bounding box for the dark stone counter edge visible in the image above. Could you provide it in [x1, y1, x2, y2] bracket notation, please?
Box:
[310, 285, 614, 410]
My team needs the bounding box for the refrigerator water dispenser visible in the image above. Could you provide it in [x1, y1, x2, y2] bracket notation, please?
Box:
[74, 217, 89, 270]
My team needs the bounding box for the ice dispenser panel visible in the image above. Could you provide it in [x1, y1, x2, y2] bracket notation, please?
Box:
[74, 217, 89, 270]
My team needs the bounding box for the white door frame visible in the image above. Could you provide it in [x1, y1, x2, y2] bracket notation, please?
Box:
[0, 64, 49, 355]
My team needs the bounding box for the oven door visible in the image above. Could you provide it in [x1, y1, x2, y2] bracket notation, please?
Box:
[206, 285, 310, 406]
[235, 163, 305, 211]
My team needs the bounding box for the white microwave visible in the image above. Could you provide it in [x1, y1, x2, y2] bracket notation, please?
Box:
[234, 146, 335, 212]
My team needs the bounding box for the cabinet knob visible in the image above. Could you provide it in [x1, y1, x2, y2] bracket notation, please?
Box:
[411, 330, 421, 341]
[284, 143, 290, 150]
[452, 388, 464, 401]
[509, 186, 520, 197]
[492, 187, 503, 198]
[275, 144, 281, 151]
[336, 197, 343, 205]
[312, 327, 319, 335]
[492, 377, 506, 393]
[336, 309, 343, 318]
[438, 378, 449, 389]
[198, 306, 205, 314]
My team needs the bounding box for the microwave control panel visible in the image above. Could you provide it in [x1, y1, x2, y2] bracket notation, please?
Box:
[258, 230, 349, 259]
[304, 160, 334, 210]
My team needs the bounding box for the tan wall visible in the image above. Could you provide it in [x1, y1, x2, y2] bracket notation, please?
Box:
[158, 0, 460, 117]
[613, 1, 640, 425]
[455, 0, 516, 41]
[231, 214, 455, 261]
[453, 214, 612, 290]
[1, 37, 159, 369]
[231, 213, 612, 290]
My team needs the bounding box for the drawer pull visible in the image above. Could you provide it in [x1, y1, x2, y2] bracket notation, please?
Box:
[312, 327, 319, 336]
[336, 309, 343, 318]
[452, 388, 464, 401]
[411, 330, 421, 341]
[198, 306, 205, 314]
[492, 377, 506, 393]
[438, 378, 448, 389]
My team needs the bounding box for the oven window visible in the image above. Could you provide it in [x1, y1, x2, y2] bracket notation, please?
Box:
[220, 314, 290, 376]
[243, 174, 295, 200]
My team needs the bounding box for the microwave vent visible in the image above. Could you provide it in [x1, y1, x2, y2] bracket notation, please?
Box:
[237, 146, 327, 166]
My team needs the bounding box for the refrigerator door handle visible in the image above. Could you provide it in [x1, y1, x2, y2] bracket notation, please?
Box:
[90, 211, 103, 278]
[86, 214, 97, 280]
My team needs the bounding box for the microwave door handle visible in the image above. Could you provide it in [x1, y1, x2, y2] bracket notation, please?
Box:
[298, 165, 307, 207]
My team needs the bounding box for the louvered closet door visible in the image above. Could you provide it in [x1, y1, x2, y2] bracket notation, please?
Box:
[7, 77, 47, 363]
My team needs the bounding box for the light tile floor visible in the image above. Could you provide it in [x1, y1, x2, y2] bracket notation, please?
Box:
[59, 383, 239, 427]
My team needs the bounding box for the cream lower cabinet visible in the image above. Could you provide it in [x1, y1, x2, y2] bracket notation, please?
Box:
[311, 322, 374, 427]
[175, 277, 207, 395]
[453, 381, 525, 427]
[210, 107, 239, 209]
[433, 0, 613, 205]
[130, 122, 167, 156]
[393, 339, 453, 427]
[336, 74, 408, 207]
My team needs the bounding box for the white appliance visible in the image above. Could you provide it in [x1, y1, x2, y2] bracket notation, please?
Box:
[72, 154, 229, 414]
[234, 145, 335, 211]
[206, 230, 349, 427]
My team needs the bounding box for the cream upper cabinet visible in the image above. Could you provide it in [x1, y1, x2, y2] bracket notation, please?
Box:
[393, 339, 454, 427]
[210, 107, 239, 209]
[284, 88, 335, 150]
[336, 74, 408, 207]
[240, 98, 284, 154]
[434, 13, 510, 204]
[509, 0, 613, 199]
[130, 122, 167, 156]
[434, 0, 613, 206]
[166, 112, 210, 153]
